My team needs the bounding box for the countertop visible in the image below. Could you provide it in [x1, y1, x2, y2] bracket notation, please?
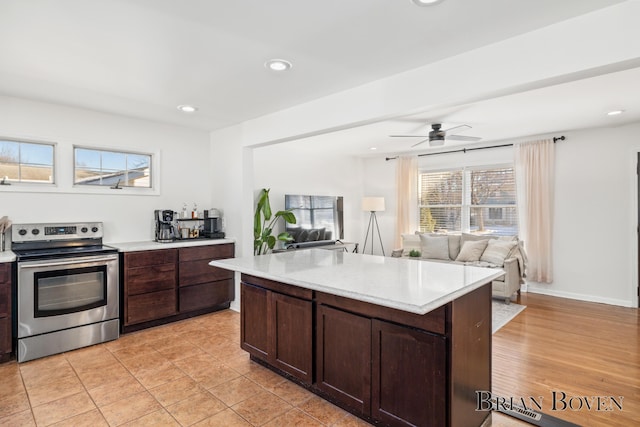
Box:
[210, 249, 503, 315]
[0, 251, 16, 262]
[109, 238, 235, 252]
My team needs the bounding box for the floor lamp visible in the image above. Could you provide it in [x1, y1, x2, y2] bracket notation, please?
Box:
[362, 197, 385, 256]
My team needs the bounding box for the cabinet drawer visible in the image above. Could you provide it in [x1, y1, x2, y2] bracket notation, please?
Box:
[316, 291, 446, 335]
[179, 279, 234, 312]
[179, 260, 233, 287]
[126, 264, 176, 295]
[125, 249, 177, 268]
[0, 282, 9, 318]
[179, 244, 234, 262]
[127, 289, 177, 324]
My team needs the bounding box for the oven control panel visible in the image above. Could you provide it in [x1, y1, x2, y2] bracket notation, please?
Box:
[12, 222, 104, 243]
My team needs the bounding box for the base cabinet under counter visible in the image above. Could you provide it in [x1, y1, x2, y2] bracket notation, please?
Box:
[121, 243, 235, 332]
[178, 244, 234, 313]
[240, 275, 313, 384]
[239, 272, 491, 427]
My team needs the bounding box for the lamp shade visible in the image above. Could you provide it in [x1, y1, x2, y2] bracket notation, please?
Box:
[362, 197, 385, 212]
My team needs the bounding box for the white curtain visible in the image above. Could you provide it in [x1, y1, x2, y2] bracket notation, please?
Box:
[515, 139, 555, 283]
[395, 156, 418, 248]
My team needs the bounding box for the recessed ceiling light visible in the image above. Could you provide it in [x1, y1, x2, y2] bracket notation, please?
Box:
[177, 104, 198, 113]
[411, 0, 444, 6]
[607, 109, 624, 116]
[265, 59, 292, 72]
[370, 147, 378, 151]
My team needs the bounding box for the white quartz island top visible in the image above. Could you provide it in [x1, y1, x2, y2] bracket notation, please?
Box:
[210, 249, 504, 315]
[110, 238, 234, 252]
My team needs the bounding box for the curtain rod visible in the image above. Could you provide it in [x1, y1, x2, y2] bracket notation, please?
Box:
[385, 135, 565, 161]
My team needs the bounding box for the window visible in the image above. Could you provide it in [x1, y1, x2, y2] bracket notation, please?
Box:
[74, 147, 151, 188]
[419, 165, 517, 236]
[0, 139, 55, 184]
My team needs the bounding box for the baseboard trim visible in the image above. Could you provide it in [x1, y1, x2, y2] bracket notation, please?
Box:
[526, 286, 634, 308]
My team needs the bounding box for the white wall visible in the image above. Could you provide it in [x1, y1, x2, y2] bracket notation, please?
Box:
[0, 96, 212, 243]
[253, 140, 364, 249]
[533, 123, 639, 307]
[361, 122, 640, 307]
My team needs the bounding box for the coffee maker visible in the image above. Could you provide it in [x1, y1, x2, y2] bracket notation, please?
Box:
[155, 209, 176, 242]
[203, 209, 225, 239]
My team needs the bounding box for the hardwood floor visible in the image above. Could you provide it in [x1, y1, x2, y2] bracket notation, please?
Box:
[492, 293, 640, 427]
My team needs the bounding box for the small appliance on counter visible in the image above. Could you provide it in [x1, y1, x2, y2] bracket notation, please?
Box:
[155, 209, 176, 242]
[203, 208, 225, 239]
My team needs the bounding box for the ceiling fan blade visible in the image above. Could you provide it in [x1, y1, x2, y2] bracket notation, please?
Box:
[411, 138, 430, 147]
[443, 124, 472, 135]
[389, 134, 429, 138]
[446, 135, 482, 142]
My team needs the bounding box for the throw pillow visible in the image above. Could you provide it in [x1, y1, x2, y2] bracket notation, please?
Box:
[307, 229, 321, 241]
[297, 229, 309, 242]
[455, 240, 489, 262]
[419, 234, 450, 261]
[402, 233, 421, 256]
[448, 234, 461, 260]
[461, 232, 495, 244]
[480, 239, 518, 267]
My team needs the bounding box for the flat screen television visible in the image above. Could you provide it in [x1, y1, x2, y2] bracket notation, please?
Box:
[285, 195, 344, 247]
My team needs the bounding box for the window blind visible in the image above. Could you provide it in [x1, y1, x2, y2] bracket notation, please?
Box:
[419, 166, 518, 235]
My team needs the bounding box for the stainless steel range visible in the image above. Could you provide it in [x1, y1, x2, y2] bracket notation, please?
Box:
[12, 222, 119, 362]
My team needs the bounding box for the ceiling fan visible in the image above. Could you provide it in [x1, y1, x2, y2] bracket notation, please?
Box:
[390, 123, 482, 147]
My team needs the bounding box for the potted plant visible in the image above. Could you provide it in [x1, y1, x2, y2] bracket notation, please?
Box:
[254, 188, 297, 255]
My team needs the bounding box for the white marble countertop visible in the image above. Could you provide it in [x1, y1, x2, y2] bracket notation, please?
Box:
[109, 238, 235, 252]
[0, 251, 16, 262]
[210, 249, 504, 315]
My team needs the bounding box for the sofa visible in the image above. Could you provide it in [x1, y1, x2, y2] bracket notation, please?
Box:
[393, 232, 526, 303]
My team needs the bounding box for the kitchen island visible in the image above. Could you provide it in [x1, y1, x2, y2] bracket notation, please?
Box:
[210, 249, 503, 427]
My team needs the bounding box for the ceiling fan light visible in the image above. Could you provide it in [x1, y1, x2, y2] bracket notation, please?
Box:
[429, 138, 445, 147]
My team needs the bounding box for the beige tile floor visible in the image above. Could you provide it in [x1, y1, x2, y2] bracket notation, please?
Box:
[0, 310, 372, 426]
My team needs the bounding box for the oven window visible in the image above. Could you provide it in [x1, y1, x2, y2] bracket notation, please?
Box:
[34, 266, 107, 317]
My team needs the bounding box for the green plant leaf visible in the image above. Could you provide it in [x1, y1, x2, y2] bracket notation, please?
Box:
[253, 188, 299, 255]
[260, 188, 272, 221]
[276, 210, 297, 224]
[278, 232, 294, 242]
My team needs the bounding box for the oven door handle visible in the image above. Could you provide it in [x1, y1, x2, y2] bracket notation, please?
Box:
[18, 255, 118, 268]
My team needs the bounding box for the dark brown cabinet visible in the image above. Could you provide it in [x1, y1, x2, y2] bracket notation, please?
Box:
[178, 245, 234, 313]
[240, 276, 313, 384]
[0, 263, 11, 362]
[122, 243, 235, 332]
[240, 272, 491, 427]
[316, 303, 446, 426]
[316, 304, 372, 414]
[371, 319, 446, 427]
[124, 249, 178, 326]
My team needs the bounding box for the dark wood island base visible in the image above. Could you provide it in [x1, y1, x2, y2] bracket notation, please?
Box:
[239, 273, 492, 427]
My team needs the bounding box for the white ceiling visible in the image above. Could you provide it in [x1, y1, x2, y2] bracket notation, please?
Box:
[0, 0, 636, 156]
